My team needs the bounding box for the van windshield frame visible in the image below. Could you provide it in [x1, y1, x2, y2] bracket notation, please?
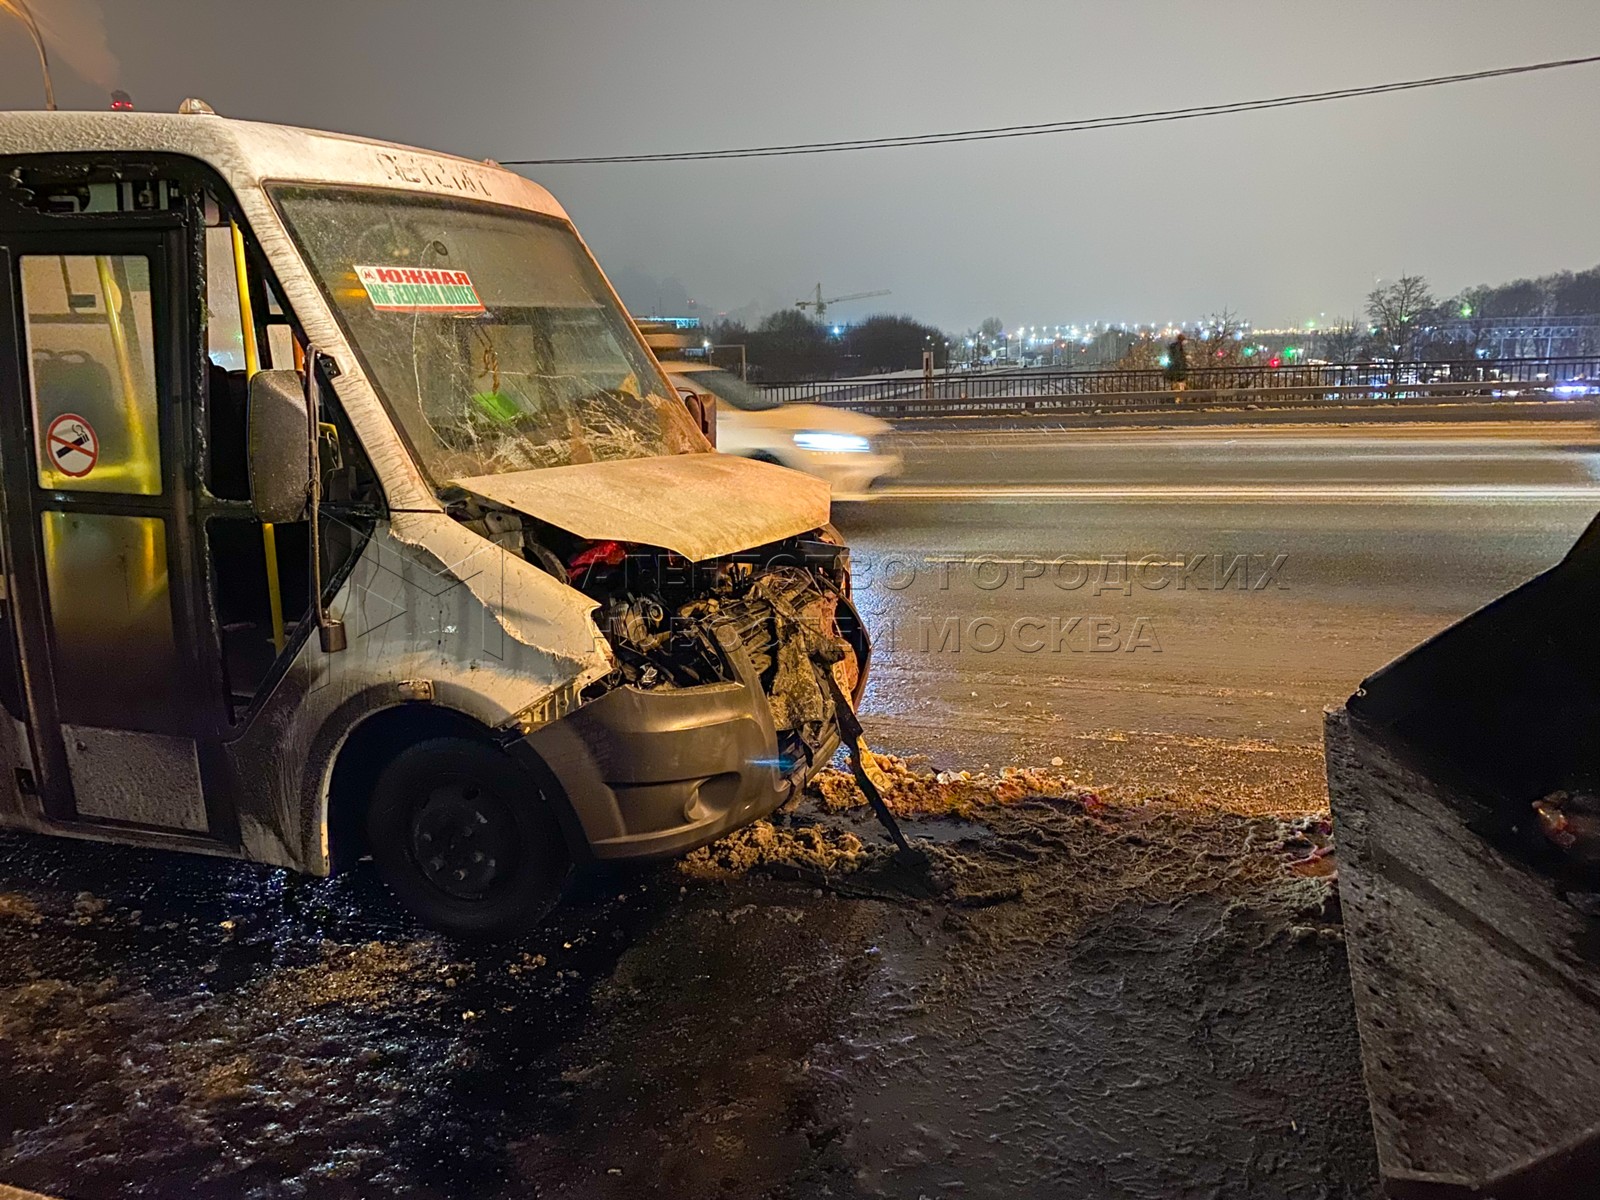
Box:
[268, 183, 706, 485]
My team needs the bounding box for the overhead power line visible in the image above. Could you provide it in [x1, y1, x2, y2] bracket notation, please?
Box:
[502, 53, 1600, 166]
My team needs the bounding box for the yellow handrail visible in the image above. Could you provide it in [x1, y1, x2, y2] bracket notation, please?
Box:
[93, 255, 157, 496]
[91, 256, 162, 603]
[233, 222, 285, 654]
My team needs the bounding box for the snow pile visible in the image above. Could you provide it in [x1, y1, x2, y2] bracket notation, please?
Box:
[811, 753, 1100, 818]
[679, 822, 869, 881]
[677, 753, 1341, 921]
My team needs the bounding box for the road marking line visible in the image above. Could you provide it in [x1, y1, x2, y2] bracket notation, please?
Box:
[893, 427, 1600, 449]
[875, 484, 1600, 502]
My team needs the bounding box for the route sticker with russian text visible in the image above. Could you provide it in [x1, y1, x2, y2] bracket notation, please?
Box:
[355, 265, 485, 313]
[45, 413, 98, 478]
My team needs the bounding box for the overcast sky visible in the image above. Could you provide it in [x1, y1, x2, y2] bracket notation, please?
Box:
[2, 0, 1596, 330]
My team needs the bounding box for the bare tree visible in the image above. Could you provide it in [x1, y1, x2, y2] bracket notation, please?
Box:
[1106, 309, 1255, 383]
[975, 316, 1005, 360]
[1198, 309, 1251, 368]
[1318, 318, 1366, 362]
[1202, 308, 1247, 342]
[1366, 275, 1435, 359]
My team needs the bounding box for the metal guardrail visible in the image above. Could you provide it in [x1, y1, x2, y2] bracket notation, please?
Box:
[760, 358, 1600, 413]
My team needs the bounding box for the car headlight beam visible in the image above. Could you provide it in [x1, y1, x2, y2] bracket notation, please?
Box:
[793, 430, 871, 453]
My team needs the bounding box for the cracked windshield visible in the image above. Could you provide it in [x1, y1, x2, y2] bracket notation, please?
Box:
[272, 185, 704, 480]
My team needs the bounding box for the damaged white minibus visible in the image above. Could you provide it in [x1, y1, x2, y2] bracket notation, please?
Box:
[0, 107, 867, 933]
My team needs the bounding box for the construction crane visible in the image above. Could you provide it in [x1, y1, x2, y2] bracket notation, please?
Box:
[794, 284, 890, 323]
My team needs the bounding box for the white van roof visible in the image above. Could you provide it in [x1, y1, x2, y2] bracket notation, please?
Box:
[0, 109, 568, 220]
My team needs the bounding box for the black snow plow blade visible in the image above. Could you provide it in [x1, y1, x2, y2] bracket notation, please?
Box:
[1327, 513, 1600, 1198]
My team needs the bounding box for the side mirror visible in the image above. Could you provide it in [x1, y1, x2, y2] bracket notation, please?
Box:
[677, 386, 717, 447]
[247, 369, 311, 523]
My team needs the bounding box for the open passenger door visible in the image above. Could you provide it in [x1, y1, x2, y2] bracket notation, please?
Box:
[0, 221, 234, 841]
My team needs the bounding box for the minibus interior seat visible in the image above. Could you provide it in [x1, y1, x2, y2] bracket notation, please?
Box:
[206, 361, 250, 502]
[208, 519, 309, 715]
[30, 349, 114, 439]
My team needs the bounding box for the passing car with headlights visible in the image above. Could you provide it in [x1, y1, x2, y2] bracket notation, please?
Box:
[663, 361, 900, 500]
[0, 106, 869, 936]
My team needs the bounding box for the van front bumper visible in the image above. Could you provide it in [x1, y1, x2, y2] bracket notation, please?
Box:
[510, 632, 809, 861]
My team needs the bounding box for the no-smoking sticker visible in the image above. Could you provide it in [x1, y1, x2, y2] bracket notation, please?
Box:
[45, 413, 98, 478]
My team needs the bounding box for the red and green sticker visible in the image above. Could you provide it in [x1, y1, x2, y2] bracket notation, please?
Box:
[355, 264, 485, 313]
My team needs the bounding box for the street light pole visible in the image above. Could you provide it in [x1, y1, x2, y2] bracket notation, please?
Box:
[0, 0, 56, 110]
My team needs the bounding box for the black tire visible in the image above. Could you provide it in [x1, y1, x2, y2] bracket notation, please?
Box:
[366, 737, 572, 937]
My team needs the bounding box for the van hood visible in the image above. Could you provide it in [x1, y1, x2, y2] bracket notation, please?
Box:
[452, 452, 831, 563]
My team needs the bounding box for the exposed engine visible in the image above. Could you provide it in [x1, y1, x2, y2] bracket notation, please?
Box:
[453, 497, 862, 774]
[572, 537, 861, 771]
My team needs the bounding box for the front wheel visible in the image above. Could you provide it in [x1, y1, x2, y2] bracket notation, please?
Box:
[366, 737, 572, 937]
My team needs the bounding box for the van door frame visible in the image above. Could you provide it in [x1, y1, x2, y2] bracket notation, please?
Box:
[0, 216, 238, 844]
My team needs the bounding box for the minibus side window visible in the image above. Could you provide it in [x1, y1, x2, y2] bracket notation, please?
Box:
[201, 224, 303, 711]
[200, 217, 376, 718]
[204, 226, 245, 372]
[201, 225, 297, 377]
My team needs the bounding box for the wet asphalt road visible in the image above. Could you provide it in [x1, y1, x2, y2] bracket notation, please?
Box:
[3, 417, 1594, 1199]
[837, 421, 1600, 807]
[0, 792, 1363, 1200]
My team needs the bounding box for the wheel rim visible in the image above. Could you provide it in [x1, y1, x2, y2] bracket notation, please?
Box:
[409, 777, 520, 900]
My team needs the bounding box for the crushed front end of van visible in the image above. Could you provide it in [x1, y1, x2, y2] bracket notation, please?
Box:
[453, 455, 867, 863]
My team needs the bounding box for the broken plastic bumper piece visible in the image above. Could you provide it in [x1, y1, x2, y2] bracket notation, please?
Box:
[512, 627, 801, 861]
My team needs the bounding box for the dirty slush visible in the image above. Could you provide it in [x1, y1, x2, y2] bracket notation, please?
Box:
[0, 755, 1375, 1200]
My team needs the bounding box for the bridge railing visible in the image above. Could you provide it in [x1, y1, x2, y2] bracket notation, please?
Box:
[758, 358, 1600, 414]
